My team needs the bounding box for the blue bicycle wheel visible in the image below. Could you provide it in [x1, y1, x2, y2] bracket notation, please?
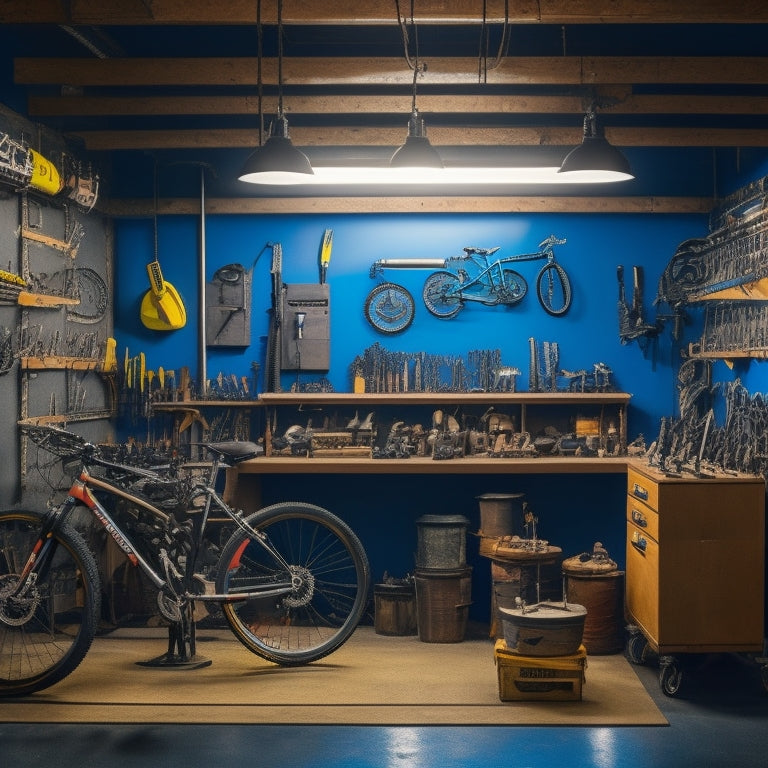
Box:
[423, 270, 463, 318]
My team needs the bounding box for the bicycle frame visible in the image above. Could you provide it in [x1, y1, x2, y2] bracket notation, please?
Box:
[20, 452, 295, 606]
[421, 235, 571, 318]
[445, 243, 559, 301]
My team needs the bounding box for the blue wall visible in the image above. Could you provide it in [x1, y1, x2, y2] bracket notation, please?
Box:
[115, 210, 712, 619]
[115, 212, 708, 436]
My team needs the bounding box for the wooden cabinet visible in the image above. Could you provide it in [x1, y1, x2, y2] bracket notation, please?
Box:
[625, 462, 765, 656]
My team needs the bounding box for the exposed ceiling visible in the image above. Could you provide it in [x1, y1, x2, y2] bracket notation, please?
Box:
[1, 1, 768, 211]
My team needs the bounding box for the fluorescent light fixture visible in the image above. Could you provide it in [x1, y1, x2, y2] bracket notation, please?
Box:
[558, 111, 634, 183]
[248, 165, 632, 186]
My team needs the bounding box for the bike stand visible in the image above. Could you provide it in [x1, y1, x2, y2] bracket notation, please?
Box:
[136, 613, 212, 670]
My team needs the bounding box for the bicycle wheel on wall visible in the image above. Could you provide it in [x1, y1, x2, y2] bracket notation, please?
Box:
[67, 267, 108, 323]
[364, 282, 415, 334]
[536, 262, 573, 316]
[216, 501, 370, 666]
[422, 270, 463, 318]
[499, 269, 528, 305]
[0, 511, 101, 696]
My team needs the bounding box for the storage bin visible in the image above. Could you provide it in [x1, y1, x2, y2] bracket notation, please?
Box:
[563, 571, 625, 654]
[494, 639, 587, 701]
[498, 602, 587, 656]
[414, 566, 472, 643]
[489, 557, 567, 639]
[476, 492, 524, 538]
[374, 582, 417, 636]
[415, 514, 469, 570]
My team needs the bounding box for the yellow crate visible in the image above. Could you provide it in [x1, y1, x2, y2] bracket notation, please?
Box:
[494, 639, 587, 701]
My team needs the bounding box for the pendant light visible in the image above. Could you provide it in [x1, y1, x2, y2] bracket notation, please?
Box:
[390, 4, 443, 170]
[557, 109, 634, 183]
[390, 67, 443, 169]
[239, 0, 314, 184]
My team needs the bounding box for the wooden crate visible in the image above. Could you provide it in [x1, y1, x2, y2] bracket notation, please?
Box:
[494, 639, 586, 701]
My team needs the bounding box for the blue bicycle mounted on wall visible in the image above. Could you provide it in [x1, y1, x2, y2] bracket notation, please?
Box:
[366, 235, 573, 333]
[422, 235, 573, 319]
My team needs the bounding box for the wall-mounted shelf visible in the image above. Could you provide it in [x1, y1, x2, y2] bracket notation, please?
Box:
[226, 391, 632, 497]
[150, 399, 262, 452]
[257, 392, 631, 406]
[153, 400, 262, 410]
[21, 356, 104, 371]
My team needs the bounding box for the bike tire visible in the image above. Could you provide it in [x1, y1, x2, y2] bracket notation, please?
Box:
[216, 501, 370, 666]
[66, 267, 108, 324]
[422, 270, 463, 319]
[500, 269, 528, 305]
[536, 262, 572, 316]
[0, 510, 101, 696]
[363, 282, 415, 334]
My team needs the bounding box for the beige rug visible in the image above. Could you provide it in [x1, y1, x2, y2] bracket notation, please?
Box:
[0, 627, 667, 726]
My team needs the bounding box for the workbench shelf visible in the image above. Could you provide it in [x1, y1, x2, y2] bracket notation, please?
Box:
[248, 390, 631, 466]
[149, 400, 263, 457]
[219, 391, 631, 516]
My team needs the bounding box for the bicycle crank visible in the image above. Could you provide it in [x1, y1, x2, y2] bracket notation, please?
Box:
[157, 589, 184, 622]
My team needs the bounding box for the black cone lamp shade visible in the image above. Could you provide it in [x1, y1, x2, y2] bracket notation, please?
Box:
[390, 110, 444, 169]
[239, 114, 314, 184]
[558, 112, 634, 182]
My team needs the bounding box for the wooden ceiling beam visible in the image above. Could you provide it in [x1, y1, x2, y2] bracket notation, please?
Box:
[102, 195, 714, 217]
[1, 0, 766, 26]
[72, 125, 768, 151]
[27, 91, 768, 118]
[15, 56, 768, 87]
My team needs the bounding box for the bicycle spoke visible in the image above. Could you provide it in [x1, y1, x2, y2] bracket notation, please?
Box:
[0, 513, 99, 696]
[217, 502, 369, 665]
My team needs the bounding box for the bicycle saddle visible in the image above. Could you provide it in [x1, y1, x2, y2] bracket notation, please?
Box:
[203, 441, 264, 463]
[462, 246, 500, 257]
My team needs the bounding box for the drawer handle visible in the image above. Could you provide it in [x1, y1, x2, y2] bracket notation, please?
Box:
[631, 508, 648, 528]
[631, 482, 649, 501]
[631, 532, 647, 554]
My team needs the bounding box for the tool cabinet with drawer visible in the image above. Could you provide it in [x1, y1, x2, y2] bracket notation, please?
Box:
[625, 462, 765, 664]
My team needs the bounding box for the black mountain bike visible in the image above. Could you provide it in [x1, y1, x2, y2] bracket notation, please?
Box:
[0, 424, 370, 696]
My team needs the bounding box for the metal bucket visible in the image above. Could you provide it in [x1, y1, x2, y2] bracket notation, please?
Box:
[415, 514, 469, 570]
[415, 567, 472, 643]
[476, 492, 524, 538]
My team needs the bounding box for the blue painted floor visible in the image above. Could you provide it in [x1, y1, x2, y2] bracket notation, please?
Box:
[2, 650, 767, 768]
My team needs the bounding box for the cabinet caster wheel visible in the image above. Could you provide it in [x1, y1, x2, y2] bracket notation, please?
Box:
[627, 632, 649, 665]
[760, 664, 768, 694]
[659, 656, 683, 697]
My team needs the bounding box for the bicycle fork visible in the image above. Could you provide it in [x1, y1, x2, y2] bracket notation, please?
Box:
[9, 514, 60, 601]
